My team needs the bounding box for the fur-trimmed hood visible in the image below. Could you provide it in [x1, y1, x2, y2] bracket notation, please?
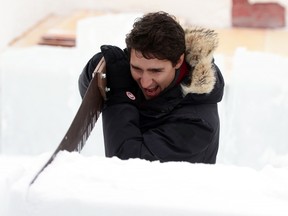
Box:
[181, 27, 219, 95]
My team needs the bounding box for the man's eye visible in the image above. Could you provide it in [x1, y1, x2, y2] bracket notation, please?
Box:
[132, 67, 142, 73]
[134, 68, 142, 72]
[151, 69, 162, 73]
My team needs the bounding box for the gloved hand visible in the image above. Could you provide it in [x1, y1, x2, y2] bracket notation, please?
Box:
[100, 45, 138, 105]
[100, 45, 136, 91]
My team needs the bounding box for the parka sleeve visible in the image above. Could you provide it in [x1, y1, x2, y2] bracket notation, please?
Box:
[102, 102, 219, 164]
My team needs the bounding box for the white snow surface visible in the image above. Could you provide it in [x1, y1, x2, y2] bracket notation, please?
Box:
[2, 152, 288, 216]
[1, 13, 288, 216]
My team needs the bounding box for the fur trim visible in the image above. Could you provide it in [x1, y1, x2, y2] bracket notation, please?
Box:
[181, 27, 218, 95]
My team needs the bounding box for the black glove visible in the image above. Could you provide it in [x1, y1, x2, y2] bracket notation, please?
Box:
[100, 45, 136, 91]
[100, 45, 138, 105]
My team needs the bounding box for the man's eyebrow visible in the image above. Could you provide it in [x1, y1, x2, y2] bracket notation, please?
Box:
[148, 68, 164, 72]
[130, 64, 141, 69]
[131, 64, 164, 72]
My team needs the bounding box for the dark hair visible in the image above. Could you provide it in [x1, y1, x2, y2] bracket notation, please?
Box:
[125, 11, 185, 66]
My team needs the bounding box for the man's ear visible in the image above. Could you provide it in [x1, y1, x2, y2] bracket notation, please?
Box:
[175, 53, 185, 69]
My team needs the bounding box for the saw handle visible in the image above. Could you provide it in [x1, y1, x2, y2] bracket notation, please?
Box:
[93, 57, 107, 100]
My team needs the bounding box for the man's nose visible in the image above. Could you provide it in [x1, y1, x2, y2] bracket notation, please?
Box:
[140, 72, 153, 88]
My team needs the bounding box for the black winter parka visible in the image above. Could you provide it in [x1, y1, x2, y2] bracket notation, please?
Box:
[78, 27, 225, 164]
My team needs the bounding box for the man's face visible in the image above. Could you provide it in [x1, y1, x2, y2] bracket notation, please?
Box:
[130, 49, 183, 100]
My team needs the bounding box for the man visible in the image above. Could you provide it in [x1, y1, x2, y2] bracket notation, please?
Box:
[78, 11, 224, 163]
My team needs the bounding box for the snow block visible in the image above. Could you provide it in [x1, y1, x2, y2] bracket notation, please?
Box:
[232, 0, 286, 28]
[8, 153, 288, 216]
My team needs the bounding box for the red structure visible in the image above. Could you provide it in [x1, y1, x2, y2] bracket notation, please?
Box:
[232, 0, 286, 28]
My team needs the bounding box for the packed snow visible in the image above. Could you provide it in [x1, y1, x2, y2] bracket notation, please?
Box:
[1, 13, 288, 216]
[2, 152, 288, 216]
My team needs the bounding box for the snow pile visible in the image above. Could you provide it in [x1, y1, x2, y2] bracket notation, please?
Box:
[2, 152, 288, 216]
